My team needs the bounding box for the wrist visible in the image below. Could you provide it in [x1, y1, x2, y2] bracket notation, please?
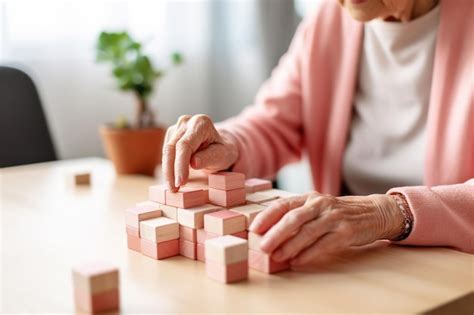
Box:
[369, 194, 405, 240]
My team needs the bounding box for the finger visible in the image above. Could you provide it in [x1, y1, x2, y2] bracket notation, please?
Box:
[290, 232, 342, 266]
[259, 201, 324, 254]
[271, 212, 335, 262]
[248, 195, 307, 235]
[190, 143, 231, 171]
[162, 125, 187, 192]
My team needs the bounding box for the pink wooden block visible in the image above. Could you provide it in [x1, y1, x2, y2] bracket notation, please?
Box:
[126, 226, 139, 237]
[125, 205, 162, 229]
[205, 259, 248, 283]
[248, 249, 290, 274]
[140, 239, 179, 260]
[244, 178, 272, 193]
[197, 230, 248, 244]
[208, 172, 245, 191]
[197, 243, 205, 262]
[204, 210, 246, 235]
[126, 234, 141, 252]
[179, 239, 197, 260]
[179, 225, 197, 242]
[74, 288, 120, 313]
[148, 184, 167, 204]
[165, 187, 207, 208]
[72, 262, 119, 295]
[208, 188, 246, 207]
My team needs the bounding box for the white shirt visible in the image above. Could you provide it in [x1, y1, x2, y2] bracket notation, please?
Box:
[343, 5, 441, 195]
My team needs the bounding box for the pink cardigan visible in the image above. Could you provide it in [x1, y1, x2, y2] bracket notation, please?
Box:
[219, 0, 474, 253]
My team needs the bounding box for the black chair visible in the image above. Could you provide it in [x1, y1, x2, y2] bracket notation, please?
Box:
[0, 66, 57, 167]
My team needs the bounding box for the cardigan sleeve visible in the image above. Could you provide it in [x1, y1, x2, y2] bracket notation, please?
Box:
[388, 179, 474, 253]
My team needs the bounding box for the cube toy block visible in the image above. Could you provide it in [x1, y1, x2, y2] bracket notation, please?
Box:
[179, 225, 197, 242]
[160, 204, 178, 220]
[197, 243, 205, 262]
[229, 204, 266, 228]
[205, 259, 248, 284]
[245, 178, 272, 193]
[197, 229, 248, 244]
[248, 232, 264, 252]
[248, 249, 290, 274]
[140, 217, 179, 243]
[179, 239, 197, 260]
[245, 192, 279, 204]
[260, 189, 301, 198]
[208, 172, 245, 191]
[208, 188, 246, 208]
[125, 205, 162, 229]
[165, 187, 207, 209]
[205, 235, 248, 265]
[72, 262, 119, 313]
[149, 184, 167, 204]
[141, 238, 179, 260]
[72, 172, 91, 186]
[127, 234, 141, 252]
[126, 226, 139, 238]
[204, 210, 246, 235]
[178, 204, 223, 229]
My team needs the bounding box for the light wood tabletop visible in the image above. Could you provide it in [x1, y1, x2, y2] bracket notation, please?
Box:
[1, 158, 473, 314]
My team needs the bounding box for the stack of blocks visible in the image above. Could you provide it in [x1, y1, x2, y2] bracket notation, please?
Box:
[72, 262, 119, 313]
[125, 171, 298, 283]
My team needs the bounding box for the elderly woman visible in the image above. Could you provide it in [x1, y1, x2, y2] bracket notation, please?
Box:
[163, 0, 474, 266]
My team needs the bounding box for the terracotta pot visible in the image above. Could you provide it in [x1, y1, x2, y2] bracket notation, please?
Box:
[100, 125, 166, 176]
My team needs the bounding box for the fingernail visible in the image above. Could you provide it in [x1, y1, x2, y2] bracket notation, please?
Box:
[248, 221, 258, 231]
[260, 239, 270, 253]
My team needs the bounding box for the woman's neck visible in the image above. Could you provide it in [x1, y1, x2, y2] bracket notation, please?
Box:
[385, 0, 439, 22]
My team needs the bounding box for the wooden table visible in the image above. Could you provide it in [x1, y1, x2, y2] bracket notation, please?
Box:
[1, 158, 473, 314]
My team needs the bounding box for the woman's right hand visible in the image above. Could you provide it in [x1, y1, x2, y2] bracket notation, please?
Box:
[162, 114, 239, 192]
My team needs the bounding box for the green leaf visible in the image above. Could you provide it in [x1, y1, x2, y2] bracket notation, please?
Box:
[171, 52, 183, 65]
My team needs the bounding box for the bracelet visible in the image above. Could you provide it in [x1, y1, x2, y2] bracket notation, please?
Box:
[389, 193, 414, 241]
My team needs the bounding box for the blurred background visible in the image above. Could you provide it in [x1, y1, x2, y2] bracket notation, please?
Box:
[0, 0, 320, 192]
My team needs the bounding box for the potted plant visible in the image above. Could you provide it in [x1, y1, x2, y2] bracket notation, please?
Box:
[96, 31, 182, 176]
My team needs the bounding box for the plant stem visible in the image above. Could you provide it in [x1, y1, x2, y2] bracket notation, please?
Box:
[135, 93, 155, 128]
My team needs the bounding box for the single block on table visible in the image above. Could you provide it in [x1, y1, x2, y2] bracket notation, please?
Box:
[245, 178, 272, 193]
[179, 239, 197, 260]
[72, 262, 119, 313]
[197, 229, 248, 244]
[178, 204, 223, 229]
[197, 243, 205, 262]
[165, 187, 207, 208]
[125, 205, 162, 229]
[141, 238, 179, 260]
[204, 210, 246, 235]
[229, 204, 266, 228]
[208, 172, 245, 191]
[140, 217, 179, 243]
[127, 234, 141, 252]
[205, 259, 248, 284]
[248, 249, 290, 274]
[179, 225, 197, 242]
[205, 235, 248, 265]
[245, 191, 279, 204]
[148, 184, 167, 204]
[72, 172, 91, 186]
[208, 188, 246, 208]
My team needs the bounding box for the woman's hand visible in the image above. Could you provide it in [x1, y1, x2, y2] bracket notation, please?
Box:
[162, 114, 239, 192]
[248, 193, 404, 266]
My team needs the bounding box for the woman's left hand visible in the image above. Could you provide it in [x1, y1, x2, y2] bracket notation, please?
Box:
[248, 192, 404, 266]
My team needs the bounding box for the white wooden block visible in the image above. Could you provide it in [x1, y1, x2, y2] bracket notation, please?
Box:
[140, 217, 179, 243]
[229, 204, 266, 228]
[205, 235, 248, 265]
[178, 204, 223, 229]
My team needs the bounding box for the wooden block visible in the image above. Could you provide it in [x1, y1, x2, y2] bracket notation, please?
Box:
[245, 191, 279, 204]
[229, 204, 266, 228]
[204, 210, 246, 235]
[140, 238, 179, 260]
[205, 235, 248, 265]
[74, 287, 119, 313]
[261, 200, 278, 207]
[126, 234, 141, 252]
[205, 259, 248, 284]
[196, 243, 205, 262]
[197, 229, 248, 244]
[72, 262, 119, 296]
[179, 239, 197, 260]
[260, 188, 301, 198]
[125, 205, 162, 229]
[245, 178, 272, 193]
[73, 172, 91, 186]
[125, 226, 139, 238]
[178, 204, 223, 229]
[137, 201, 178, 220]
[140, 217, 179, 243]
[208, 187, 246, 207]
[165, 187, 207, 208]
[208, 171, 245, 191]
[179, 225, 197, 242]
[248, 249, 290, 274]
[248, 232, 264, 252]
[148, 184, 167, 204]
